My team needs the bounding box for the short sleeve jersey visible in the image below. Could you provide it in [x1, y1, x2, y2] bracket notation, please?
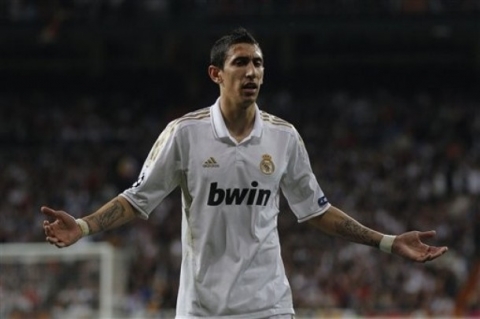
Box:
[121, 99, 331, 319]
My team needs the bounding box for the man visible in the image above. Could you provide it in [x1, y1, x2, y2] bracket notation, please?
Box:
[42, 28, 448, 318]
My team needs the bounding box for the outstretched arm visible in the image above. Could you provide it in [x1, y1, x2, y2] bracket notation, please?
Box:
[308, 205, 448, 262]
[42, 196, 139, 248]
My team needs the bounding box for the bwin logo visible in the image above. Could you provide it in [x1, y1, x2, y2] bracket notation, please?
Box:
[207, 181, 271, 206]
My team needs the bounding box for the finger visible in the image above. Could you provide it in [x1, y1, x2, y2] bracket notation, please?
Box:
[420, 252, 438, 263]
[43, 221, 51, 230]
[41, 206, 74, 225]
[46, 236, 60, 245]
[43, 221, 51, 234]
[46, 237, 56, 245]
[41, 206, 59, 218]
[419, 246, 448, 262]
[430, 246, 448, 259]
[45, 228, 54, 237]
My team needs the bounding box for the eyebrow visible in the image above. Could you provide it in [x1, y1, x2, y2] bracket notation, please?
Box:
[231, 56, 263, 64]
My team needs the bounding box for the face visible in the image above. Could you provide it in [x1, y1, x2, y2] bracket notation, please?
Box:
[210, 43, 264, 108]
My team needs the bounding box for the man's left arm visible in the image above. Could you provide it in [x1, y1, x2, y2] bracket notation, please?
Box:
[308, 206, 448, 263]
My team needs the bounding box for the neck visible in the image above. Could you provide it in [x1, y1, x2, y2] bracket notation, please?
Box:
[219, 97, 256, 142]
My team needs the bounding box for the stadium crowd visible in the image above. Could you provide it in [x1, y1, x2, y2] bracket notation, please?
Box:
[0, 83, 479, 317]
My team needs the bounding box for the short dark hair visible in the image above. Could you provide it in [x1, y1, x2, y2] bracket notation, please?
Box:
[210, 27, 260, 69]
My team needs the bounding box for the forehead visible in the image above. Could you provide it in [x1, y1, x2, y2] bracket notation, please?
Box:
[225, 43, 263, 61]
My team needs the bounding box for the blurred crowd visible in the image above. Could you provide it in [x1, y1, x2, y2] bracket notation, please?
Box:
[0, 83, 479, 317]
[1, 260, 102, 319]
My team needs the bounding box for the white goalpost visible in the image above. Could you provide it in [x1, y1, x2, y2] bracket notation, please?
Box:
[0, 242, 127, 319]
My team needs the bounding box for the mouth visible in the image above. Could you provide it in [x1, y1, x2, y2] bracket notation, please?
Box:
[241, 83, 258, 95]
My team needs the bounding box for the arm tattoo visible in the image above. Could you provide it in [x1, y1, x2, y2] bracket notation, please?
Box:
[85, 199, 126, 232]
[335, 219, 377, 247]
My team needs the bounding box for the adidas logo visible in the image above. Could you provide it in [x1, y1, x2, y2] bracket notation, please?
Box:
[203, 157, 219, 168]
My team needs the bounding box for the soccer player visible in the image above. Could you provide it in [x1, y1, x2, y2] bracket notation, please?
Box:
[42, 28, 448, 318]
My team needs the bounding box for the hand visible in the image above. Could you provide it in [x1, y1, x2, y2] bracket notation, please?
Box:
[392, 230, 448, 262]
[42, 206, 83, 248]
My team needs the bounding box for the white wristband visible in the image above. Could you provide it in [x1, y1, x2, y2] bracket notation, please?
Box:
[379, 235, 396, 254]
[76, 219, 90, 237]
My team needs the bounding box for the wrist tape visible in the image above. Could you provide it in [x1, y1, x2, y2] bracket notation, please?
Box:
[76, 219, 90, 237]
[379, 235, 396, 254]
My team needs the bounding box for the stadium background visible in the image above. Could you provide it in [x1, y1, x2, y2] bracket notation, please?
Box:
[0, 1, 479, 318]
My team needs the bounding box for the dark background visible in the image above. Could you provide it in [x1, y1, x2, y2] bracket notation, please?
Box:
[1, 1, 479, 98]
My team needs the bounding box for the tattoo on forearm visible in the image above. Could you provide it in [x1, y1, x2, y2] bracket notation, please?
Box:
[335, 219, 377, 247]
[86, 200, 126, 232]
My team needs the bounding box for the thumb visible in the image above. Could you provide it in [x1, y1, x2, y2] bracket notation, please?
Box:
[41, 206, 74, 223]
[417, 230, 436, 241]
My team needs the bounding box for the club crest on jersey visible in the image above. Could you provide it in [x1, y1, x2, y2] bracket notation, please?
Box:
[260, 154, 275, 175]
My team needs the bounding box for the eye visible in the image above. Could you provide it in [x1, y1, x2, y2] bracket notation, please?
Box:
[253, 59, 263, 67]
[233, 58, 248, 66]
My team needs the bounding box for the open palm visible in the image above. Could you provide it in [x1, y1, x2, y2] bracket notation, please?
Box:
[393, 230, 448, 263]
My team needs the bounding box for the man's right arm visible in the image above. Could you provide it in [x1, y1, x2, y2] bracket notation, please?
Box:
[42, 196, 140, 248]
[80, 196, 139, 235]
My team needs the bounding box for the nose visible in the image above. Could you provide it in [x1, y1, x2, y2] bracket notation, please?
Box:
[245, 61, 257, 79]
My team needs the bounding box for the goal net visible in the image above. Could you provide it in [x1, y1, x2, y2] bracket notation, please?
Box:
[0, 242, 127, 319]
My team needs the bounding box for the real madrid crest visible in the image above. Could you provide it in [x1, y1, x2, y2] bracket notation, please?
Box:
[260, 154, 275, 175]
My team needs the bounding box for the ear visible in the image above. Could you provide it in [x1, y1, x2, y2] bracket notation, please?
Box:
[208, 65, 223, 84]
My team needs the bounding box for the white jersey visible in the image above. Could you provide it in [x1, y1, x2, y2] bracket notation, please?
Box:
[121, 99, 331, 318]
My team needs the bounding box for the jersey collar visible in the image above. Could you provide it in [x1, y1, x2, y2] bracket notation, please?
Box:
[211, 98, 263, 144]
